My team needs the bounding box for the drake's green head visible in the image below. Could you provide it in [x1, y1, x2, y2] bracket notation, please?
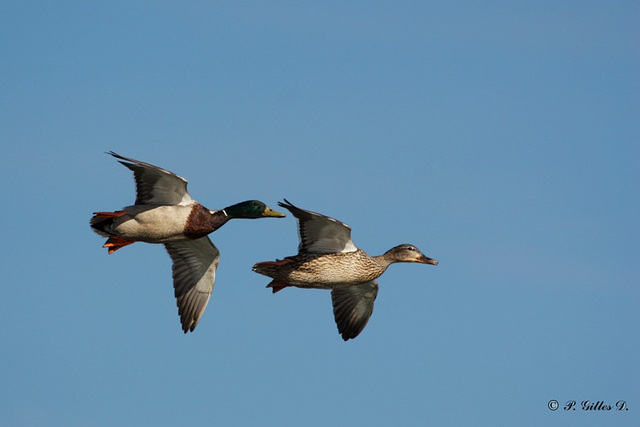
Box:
[223, 200, 286, 219]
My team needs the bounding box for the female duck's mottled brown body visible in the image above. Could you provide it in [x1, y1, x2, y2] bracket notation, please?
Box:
[252, 200, 438, 340]
[255, 248, 423, 290]
[90, 152, 285, 333]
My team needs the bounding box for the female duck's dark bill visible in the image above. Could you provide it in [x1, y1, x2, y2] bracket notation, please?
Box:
[419, 255, 439, 265]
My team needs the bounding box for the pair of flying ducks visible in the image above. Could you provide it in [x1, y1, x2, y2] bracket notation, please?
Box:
[91, 152, 438, 340]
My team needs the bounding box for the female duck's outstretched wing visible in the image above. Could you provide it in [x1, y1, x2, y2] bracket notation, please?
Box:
[278, 199, 357, 254]
[164, 237, 220, 333]
[108, 151, 194, 206]
[331, 281, 379, 341]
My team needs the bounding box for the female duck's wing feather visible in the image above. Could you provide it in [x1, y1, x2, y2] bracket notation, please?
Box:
[164, 237, 220, 333]
[331, 281, 379, 341]
[108, 151, 194, 206]
[278, 199, 357, 254]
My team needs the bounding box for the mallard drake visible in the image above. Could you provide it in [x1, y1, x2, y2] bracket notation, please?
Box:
[252, 199, 437, 341]
[90, 152, 285, 333]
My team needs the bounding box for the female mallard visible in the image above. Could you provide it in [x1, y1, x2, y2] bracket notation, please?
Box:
[90, 152, 285, 333]
[252, 199, 437, 341]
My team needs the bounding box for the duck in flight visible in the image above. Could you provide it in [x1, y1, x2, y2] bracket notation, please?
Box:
[253, 200, 437, 341]
[91, 152, 285, 333]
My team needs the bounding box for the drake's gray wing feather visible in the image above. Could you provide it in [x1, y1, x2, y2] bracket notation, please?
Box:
[331, 281, 378, 341]
[164, 237, 220, 333]
[278, 199, 356, 254]
[108, 151, 194, 206]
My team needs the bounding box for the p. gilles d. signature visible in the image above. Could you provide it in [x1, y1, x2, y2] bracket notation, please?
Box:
[562, 400, 628, 411]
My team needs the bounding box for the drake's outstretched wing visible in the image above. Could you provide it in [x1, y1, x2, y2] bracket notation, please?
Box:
[108, 151, 194, 206]
[164, 237, 220, 333]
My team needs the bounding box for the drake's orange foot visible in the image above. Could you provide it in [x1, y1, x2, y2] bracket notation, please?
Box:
[93, 210, 127, 219]
[103, 236, 136, 254]
[267, 280, 290, 294]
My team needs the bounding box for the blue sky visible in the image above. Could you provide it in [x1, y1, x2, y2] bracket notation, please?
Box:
[1, 1, 638, 426]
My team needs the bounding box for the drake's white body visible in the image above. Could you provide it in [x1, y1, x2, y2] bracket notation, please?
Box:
[96, 204, 196, 243]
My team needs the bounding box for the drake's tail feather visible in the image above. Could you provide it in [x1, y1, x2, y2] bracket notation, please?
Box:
[90, 211, 125, 237]
[90, 211, 136, 253]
